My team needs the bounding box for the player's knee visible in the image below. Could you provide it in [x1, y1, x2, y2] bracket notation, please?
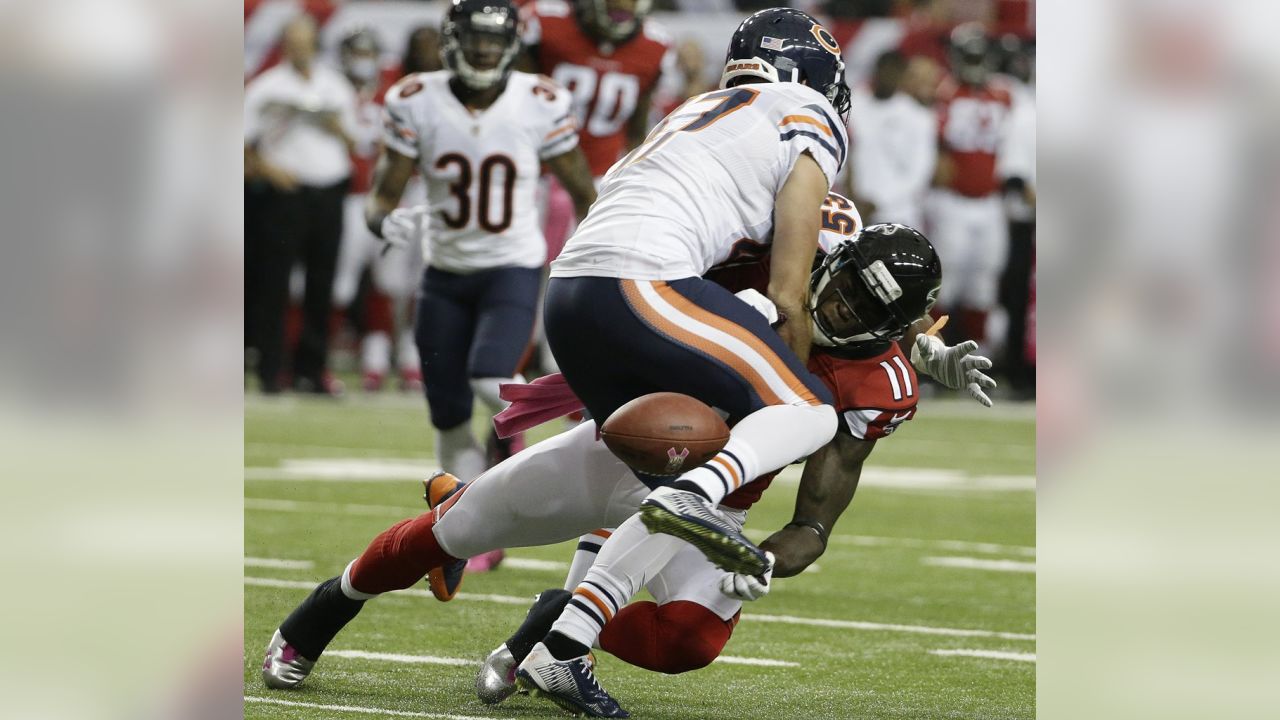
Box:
[653, 602, 732, 674]
[349, 511, 455, 595]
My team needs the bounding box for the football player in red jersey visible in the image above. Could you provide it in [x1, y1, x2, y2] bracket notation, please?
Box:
[518, 0, 671, 178]
[928, 22, 1015, 348]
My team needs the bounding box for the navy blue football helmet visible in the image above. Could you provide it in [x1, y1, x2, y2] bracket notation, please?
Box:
[441, 0, 520, 91]
[809, 224, 942, 350]
[720, 8, 850, 121]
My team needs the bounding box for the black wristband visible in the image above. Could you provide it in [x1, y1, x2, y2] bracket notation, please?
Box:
[785, 519, 828, 548]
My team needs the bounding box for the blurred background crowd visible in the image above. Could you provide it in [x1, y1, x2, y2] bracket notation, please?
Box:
[243, 0, 1036, 400]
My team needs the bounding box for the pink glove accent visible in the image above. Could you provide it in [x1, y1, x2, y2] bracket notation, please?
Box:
[493, 373, 586, 438]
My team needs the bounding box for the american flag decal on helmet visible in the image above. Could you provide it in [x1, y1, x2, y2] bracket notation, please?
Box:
[761, 36, 785, 51]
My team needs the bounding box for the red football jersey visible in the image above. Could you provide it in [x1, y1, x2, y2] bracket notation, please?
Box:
[520, 0, 671, 177]
[936, 77, 1013, 198]
[721, 344, 919, 511]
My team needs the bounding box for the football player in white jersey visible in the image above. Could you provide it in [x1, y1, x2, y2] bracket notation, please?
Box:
[363, 0, 596, 485]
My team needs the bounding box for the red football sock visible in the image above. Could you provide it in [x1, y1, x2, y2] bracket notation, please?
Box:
[364, 289, 394, 335]
[347, 510, 461, 595]
[599, 600, 737, 674]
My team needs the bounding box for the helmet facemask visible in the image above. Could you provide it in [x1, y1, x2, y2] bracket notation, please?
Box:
[809, 246, 910, 348]
[443, 7, 519, 91]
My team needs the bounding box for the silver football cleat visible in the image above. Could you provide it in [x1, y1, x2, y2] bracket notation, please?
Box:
[475, 643, 519, 704]
[261, 629, 316, 689]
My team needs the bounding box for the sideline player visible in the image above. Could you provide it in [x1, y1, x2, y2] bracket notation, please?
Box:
[519, 0, 672, 176]
[330, 28, 425, 393]
[365, 0, 596, 484]
[929, 23, 1014, 346]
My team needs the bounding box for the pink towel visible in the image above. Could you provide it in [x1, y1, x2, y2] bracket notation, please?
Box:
[493, 373, 585, 438]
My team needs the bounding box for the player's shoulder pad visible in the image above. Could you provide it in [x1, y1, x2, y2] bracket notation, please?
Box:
[986, 76, 1016, 103]
[640, 18, 673, 47]
[814, 345, 918, 414]
[512, 71, 573, 112]
[384, 71, 436, 105]
[532, 0, 572, 18]
[817, 192, 864, 253]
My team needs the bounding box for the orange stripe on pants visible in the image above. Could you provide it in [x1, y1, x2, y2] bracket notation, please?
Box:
[621, 281, 783, 405]
[650, 282, 821, 406]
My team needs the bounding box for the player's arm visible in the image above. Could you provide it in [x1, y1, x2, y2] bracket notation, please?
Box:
[770, 151, 828, 362]
[364, 147, 417, 237]
[545, 146, 597, 221]
[625, 87, 655, 151]
[761, 432, 875, 578]
[245, 144, 298, 191]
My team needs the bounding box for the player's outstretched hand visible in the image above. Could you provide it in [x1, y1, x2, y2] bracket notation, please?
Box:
[911, 334, 998, 407]
[719, 551, 775, 602]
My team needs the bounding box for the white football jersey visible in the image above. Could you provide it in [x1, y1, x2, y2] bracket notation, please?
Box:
[551, 82, 847, 281]
[381, 71, 578, 273]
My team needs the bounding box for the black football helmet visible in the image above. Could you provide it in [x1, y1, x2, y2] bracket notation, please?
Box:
[949, 22, 993, 86]
[441, 0, 520, 91]
[809, 224, 942, 351]
[720, 8, 850, 122]
[575, 0, 653, 45]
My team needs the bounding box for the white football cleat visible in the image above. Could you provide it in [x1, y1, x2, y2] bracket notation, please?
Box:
[261, 629, 316, 689]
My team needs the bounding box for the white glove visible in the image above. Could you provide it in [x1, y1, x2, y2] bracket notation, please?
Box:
[718, 551, 775, 602]
[379, 207, 423, 254]
[733, 288, 778, 325]
[911, 334, 998, 407]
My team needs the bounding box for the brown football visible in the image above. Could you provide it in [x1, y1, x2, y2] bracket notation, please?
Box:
[600, 393, 730, 476]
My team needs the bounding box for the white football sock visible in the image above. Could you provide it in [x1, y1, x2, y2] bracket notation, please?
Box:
[361, 332, 391, 375]
[674, 403, 836, 505]
[397, 328, 419, 373]
[436, 423, 486, 482]
[562, 530, 611, 591]
[469, 375, 522, 417]
[550, 514, 683, 649]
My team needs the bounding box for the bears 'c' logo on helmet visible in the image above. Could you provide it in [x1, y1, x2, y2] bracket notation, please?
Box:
[809, 24, 841, 56]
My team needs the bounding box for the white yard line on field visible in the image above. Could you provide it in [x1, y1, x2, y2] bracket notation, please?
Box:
[244, 695, 494, 720]
[326, 650, 475, 666]
[748, 533, 1035, 558]
[246, 457, 1035, 491]
[245, 577, 530, 604]
[244, 557, 313, 570]
[245, 577, 1034, 641]
[929, 648, 1036, 662]
[501, 557, 568, 572]
[245, 497, 416, 516]
[322, 648, 797, 669]
[742, 613, 1034, 641]
[922, 556, 1037, 573]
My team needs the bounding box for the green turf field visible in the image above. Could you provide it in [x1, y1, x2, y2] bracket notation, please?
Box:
[245, 391, 1035, 719]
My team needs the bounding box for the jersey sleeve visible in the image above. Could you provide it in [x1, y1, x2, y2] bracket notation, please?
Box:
[535, 77, 580, 160]
[380, 75, 425, 159]
[811, 348, 919, 441]
[777, 94, 848, 188]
